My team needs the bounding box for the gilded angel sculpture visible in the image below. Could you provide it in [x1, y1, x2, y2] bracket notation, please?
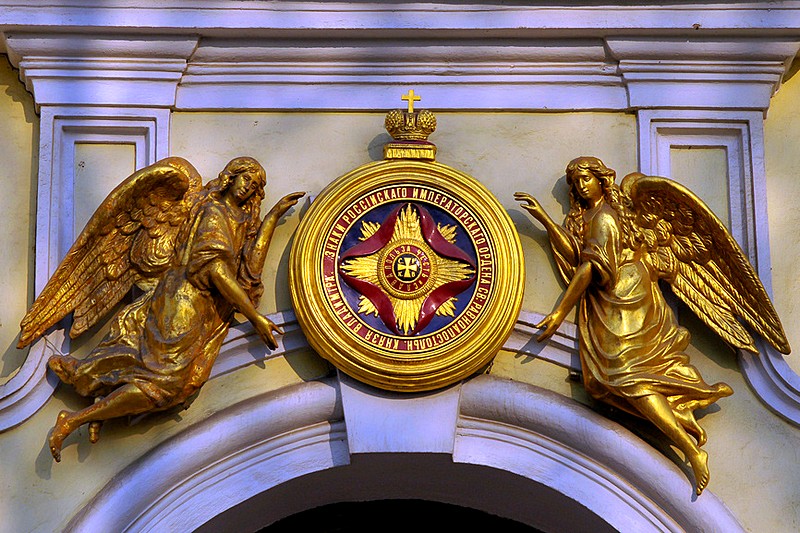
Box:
[515, 156, 789, 495]
[17, 156, 304, 461]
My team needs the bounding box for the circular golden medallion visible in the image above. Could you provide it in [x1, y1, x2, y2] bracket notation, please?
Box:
[290, 158, 524, 392]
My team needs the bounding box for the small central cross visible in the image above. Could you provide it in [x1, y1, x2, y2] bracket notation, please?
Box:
[397, 257, 419, 278]
[401, 89, 421, 113]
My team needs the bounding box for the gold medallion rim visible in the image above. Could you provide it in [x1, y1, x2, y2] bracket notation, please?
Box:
[289, 160, 524, 392]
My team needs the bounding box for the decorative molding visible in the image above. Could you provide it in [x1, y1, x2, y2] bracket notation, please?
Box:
[179, 37, 798, 111]
[457, 376, 744, 532]
[209, 310, 308, 379]
[638, 110, 763, 266]
[5, 34, 198, 110]
[608, 39, 800, 112]
[66, 374, 743, 532]
[36, 107, 170, 284]
[0, 16, 796, 114]
[740, 338, 800, 427]
[15, 58, 187, 109]
[216, 310, 580, 384]
[0, 107, 170, 432]
[504, 310, 579, 370]
[1, 1, 800, 35]
[66, 378, 347, 532]
[178, 39, 626, 111]
[0, 339, 56, 433]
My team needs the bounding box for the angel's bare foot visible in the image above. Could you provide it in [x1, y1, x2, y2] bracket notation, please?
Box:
[714, 383, 733, 398]
[676, 408, 707, 446]
[88, 421, 102, 444]
[688, 448, 710, 495]
[49, 410, 77, 462]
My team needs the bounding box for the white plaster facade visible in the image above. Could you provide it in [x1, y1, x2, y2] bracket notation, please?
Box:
[1, 2, 800, 531]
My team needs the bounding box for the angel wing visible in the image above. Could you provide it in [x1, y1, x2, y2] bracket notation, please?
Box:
[621, 172, 790, 355]
[18, 157, 203, 348]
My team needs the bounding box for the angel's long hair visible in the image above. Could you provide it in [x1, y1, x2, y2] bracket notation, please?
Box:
[183, 157, 267, 303]
[564, 156, 643, 249]
[203, 156, 267, 240]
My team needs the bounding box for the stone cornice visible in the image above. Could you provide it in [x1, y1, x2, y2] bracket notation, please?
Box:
[6, 33, 798, 111]
[1, 1, 800, 36]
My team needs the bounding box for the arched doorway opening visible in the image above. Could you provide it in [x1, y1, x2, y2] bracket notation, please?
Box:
[195, 453, 614, 533]
[259, 499, 541, 533]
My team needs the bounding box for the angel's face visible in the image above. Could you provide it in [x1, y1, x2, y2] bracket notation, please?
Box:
[229, 171, 261, 204]
[572, 170, 603, 204]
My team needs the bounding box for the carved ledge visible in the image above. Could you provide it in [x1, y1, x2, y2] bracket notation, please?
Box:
[212, 309, 580, 382]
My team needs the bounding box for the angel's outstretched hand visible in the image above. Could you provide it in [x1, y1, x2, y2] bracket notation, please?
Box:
[270, 191, 305, 219]
[252, 314, 284, 350]
[514, 192, 546, 222]
[535, 312, 564, 343]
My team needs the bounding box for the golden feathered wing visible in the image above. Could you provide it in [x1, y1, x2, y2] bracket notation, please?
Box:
[621, 172, 790, 355]
[18, 157, 203, 348]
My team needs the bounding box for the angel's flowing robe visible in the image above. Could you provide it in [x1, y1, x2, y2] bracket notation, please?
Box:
[60, 196, 262, 408]
[553, 203, 728, 415]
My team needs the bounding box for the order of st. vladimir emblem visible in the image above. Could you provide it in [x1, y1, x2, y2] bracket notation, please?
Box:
[290, 92, 524, 392]
[339, 202, 476, 336]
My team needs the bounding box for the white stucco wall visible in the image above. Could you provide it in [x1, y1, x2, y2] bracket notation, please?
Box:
[169, 111, 638, 317]
[765, 70, 800, 376]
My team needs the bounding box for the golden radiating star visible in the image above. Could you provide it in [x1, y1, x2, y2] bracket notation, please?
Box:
[341, 204, 474, 334]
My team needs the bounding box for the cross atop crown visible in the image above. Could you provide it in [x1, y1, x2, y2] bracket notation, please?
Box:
[385, 89, 437, 142]
[401, 89, 421, 113]
[383, 89, 438, 161]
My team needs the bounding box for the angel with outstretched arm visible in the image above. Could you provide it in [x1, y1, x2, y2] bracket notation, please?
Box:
[515, 156, 789, 495]
[18, 156, 304, 461]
